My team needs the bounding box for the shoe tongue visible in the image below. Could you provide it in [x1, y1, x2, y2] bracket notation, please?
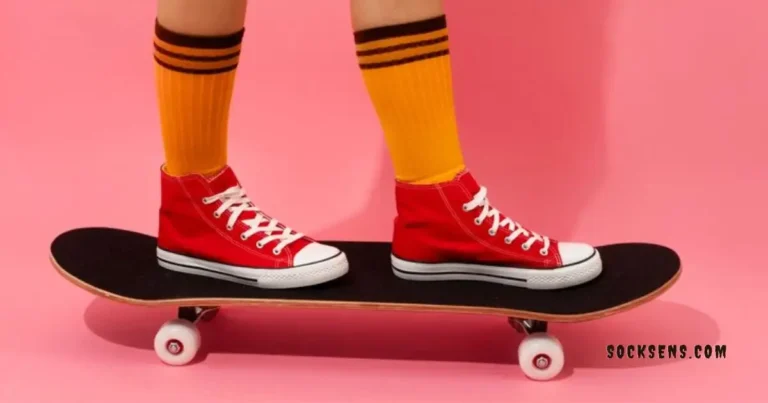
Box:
[203, 166, 281, 227]
[455, 171, 481, 194]
[203, 166, 241, 194]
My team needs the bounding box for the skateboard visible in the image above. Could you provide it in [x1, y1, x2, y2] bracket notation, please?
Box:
[51, 227, 681, 381]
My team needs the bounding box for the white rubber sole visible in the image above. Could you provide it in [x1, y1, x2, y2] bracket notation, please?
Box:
[391, 251, 602, 290]
[157, 248, 349, 289]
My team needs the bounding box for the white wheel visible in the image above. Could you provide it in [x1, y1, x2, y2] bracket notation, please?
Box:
[153, 319, 201, 366]
[517, 333, 564, 381]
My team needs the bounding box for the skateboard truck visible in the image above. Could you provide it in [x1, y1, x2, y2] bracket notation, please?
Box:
[508, 318, 548, 334]
[178, 306, 220, 324]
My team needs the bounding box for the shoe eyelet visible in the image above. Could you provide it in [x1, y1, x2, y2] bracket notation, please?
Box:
[213, 212, 221, 218]
[226, 224, 233, 231]
[272, 248, 280, 255]
[240, 234, 247, 241]
[256, 242, 263, 249]
[474, 218, 482, 225]
[539, 249, 548, 256]
[504, 238, 512, 245]
[521, 244, 530, 251]
[201, 197, 209, 204]
[462, 204, 470, 212]
[488, 229, 497, 236]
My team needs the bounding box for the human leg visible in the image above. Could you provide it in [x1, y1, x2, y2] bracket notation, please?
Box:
[154, 0, 348, 288]
[350, 0, 601, 289]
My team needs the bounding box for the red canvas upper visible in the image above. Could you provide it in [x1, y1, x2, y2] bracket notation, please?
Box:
[392, 171, 564, 269]
[157, 166, 314, 269]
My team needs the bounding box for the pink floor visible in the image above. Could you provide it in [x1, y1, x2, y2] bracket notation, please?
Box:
[1, 0, 766, 402]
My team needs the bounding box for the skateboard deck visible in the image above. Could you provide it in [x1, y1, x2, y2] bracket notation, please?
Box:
[51, 227, 681, 380]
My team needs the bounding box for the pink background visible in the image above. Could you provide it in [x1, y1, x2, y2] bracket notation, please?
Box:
[1, 0, 766, 401]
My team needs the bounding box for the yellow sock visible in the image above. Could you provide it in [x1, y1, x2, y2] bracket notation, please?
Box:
[154, 20, 244, 177]
[354, 15, 465, 185]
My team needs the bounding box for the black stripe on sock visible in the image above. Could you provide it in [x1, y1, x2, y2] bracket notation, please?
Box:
[155, 19, 244, 49]
[354, 15, 447, 44]
[153, 43, 240, 62]
[356, 35, 448, 56]
[154, 56, 238, 75]
[359, 49, 449, 69]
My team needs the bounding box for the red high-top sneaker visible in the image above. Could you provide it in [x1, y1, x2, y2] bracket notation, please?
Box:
[156, 165, 348, 289]
[391, 171, 602, 290]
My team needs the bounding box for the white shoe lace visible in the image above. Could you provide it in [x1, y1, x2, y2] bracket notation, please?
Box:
[462, 186, 551, 256]
[202, 186, 303, 256]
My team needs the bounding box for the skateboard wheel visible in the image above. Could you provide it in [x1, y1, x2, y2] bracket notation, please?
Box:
[154, 319, 201, 366]
[517, 333, 564, 381]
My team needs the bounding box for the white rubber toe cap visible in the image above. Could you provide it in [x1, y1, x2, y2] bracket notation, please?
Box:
[558, 242, 599, 266]
[294, 243, 343, 265]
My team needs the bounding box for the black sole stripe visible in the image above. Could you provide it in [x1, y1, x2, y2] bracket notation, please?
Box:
[359, 49, 449, 69]
[156, 247, 343, 270]
[392, 266, 527, 283]
[154, 43, 240, 62]
[391, 250, 597, 270]
[155, 19, 244, 50]
[356, 36, 448, 57]
[154, 56, 238, 75]
[158, 256, 258, 283]
[354, 15, 447, 44]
